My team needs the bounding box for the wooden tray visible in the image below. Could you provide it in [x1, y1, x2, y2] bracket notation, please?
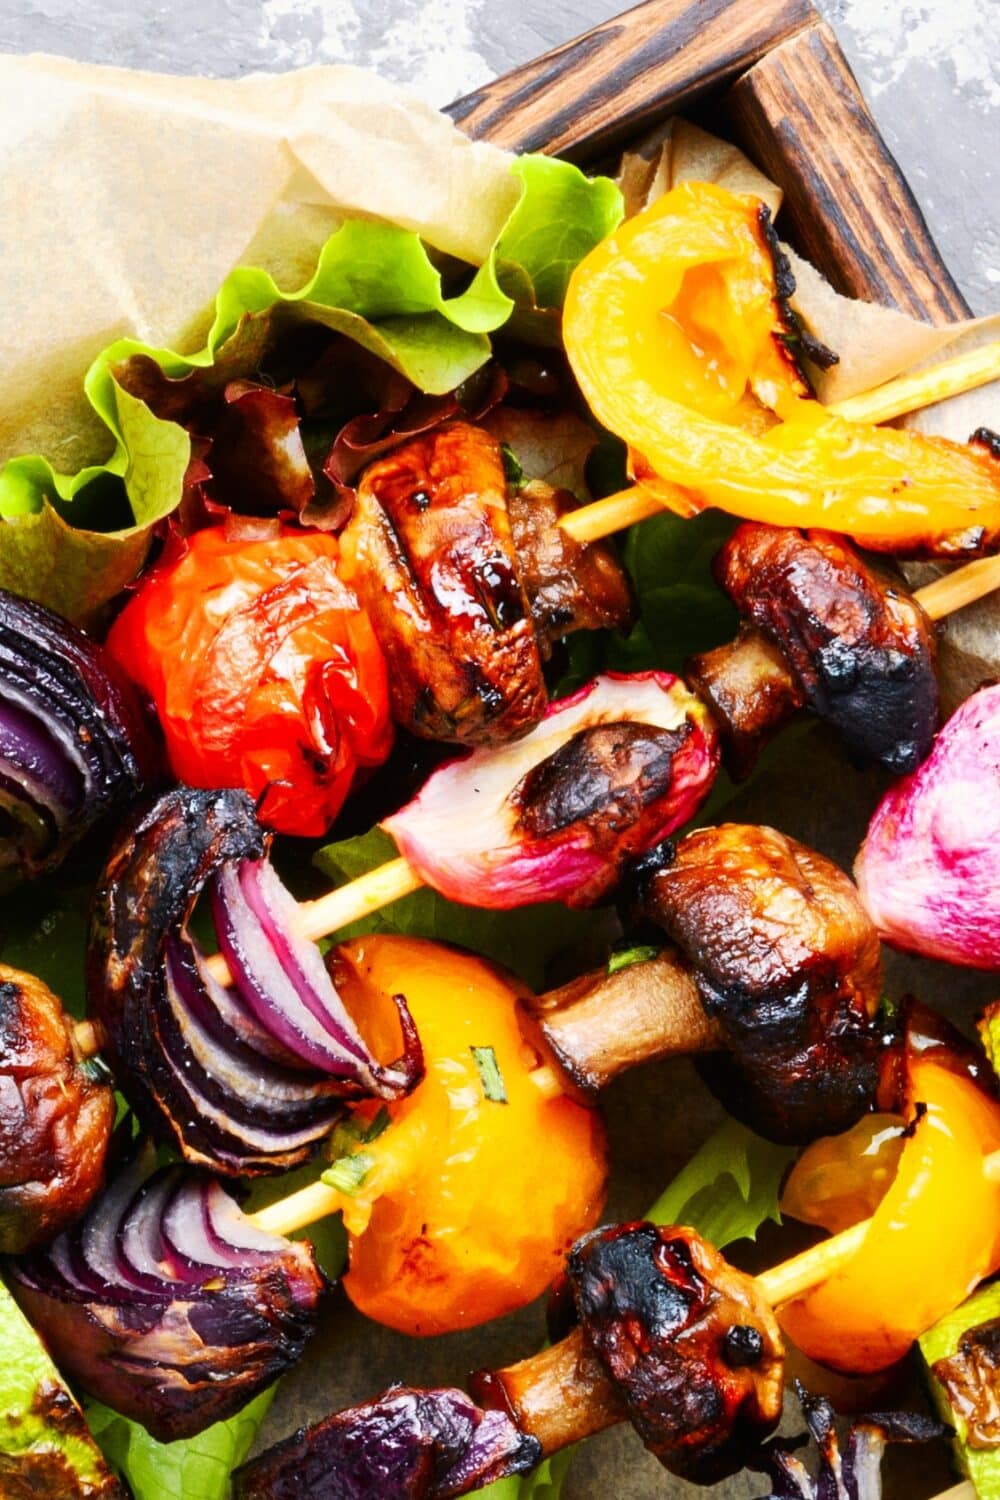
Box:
[448, 0, 970, 322]
[262, 9, 976, 1498]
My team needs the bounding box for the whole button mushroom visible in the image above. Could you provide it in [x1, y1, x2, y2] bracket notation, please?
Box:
[688, 523, 939, 777]
[0, 964, 114, 1253]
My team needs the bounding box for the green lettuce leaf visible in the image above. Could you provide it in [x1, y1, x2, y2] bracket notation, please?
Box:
[644, 1116, 794, 1248]
[314, 826, 605, 991]
[482, 1120, 793, 1500]
[84, 1388, 274, 1500]
[0, 156, 621, 623]
[0, 1275, 120, 1497]
[556, 507, 739, 697]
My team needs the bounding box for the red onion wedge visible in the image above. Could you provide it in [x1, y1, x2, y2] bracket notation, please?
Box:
[855, 683, 1000, 967]
[88, 788, 422, 1176]
[6, 1140, 325, 1442]
[384, 672, 719, 909]
[0, 588, 151, 886]
[233, 1384, 541, 1499]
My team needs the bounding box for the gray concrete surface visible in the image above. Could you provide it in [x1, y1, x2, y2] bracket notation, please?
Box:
[0, 0, 996, 311]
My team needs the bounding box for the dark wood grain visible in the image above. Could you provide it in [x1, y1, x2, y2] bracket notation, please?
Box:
[726, 21, 971, 322]
[446, 0, 816, 159]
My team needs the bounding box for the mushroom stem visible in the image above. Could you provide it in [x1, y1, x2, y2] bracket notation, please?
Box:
[527, 951, 717, 1096]
[559, 338, 1000, 545]
[471, 1326, 625, 1457]
[477, 1149, 1000, 1459]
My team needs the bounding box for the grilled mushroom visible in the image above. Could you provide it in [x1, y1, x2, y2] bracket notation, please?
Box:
[0, 965, 114, 1253]
[688, 523, 939, 777]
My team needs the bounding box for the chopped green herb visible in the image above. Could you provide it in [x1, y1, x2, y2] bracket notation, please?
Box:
[327, 1107, 390, 1160]
[471, 1045, 507, 1103]
[500, 443, 524, 489]
[607, 943, 661, 976]
[322, 1151, 375, 1197]
[80, 1053, 115, 1086]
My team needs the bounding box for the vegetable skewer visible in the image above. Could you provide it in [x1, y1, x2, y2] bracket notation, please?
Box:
[560, 335, 1000, 544]
[188, 548, 997, 987]
[235, 1100, 1000, 1497]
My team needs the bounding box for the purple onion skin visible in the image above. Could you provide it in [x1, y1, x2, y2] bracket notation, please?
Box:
[6, 1151, 325, 1443]
[749, 1383, 945, 1498]
[87, 787, 421, 1177]
[0, 588, 152, 885]
[233, 1385, 541, 1500]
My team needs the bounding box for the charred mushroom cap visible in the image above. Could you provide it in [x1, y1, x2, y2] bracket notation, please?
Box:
[710, 523, 939, 773]
[507, 479, 636, 653]
[634, 824, 886, 1143]
[554, 1222, 784, 1484]
[87, 786, 420, 1176]
[0, 965, 114, 1253]
[233, 1385, 541, 1499]
[339, 421, 547, 745]
[6, 1142, 325, 1442]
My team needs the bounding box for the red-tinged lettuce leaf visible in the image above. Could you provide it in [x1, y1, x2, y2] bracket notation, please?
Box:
[201, 381, 315, 516]
[0, 157, 621, 623]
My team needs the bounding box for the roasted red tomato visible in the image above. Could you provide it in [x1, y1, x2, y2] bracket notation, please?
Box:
[106, 526, 392, 836]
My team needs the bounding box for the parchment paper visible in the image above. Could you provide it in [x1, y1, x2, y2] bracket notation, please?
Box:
[1, 53, 998, 1500]
[0, 53, 518, 473]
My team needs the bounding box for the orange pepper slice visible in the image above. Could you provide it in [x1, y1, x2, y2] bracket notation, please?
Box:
[564, 181, 1000, 554]
[330, 935, 608, 1337]
[778, 1057, 1000, 1372]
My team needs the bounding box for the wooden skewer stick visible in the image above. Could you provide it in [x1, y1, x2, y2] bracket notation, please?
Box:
[193, 549, 997, 993]
[559, 337, 1000, 546]
[64, 339, 1000, 1013]
[253, 1134, 1000, 1263]
[480, 1147, 1000, 1461]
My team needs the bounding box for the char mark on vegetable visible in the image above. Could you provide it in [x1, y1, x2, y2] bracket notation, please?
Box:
[515, 720, 690, 848]
[711, 523, 939, 773]
[87, 787, 421, 1177]
[233, 1383, 540, 1499]
[339, 422, 547, 745]
[557, 1221, 784, 1484]
[634, 824, 886, 1143]
[754, 205, 838, 380]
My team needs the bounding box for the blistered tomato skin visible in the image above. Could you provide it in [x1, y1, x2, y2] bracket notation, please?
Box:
[329, 935, 609, 1337]
[779, 1058, 1000, 1373]
[106, 526, 392, 837]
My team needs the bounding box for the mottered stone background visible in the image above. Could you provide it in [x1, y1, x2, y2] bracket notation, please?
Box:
[0, 0, 996, 311]
[1, 0, 997, 1496]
